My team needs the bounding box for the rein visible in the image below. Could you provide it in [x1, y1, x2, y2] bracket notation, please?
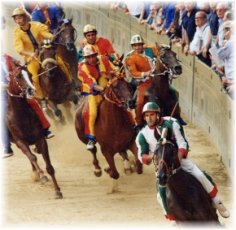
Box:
[103, 77, 124, 107]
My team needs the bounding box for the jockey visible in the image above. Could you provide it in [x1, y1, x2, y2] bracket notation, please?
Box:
[124, 34, 157, 129]
[77, 24, 120, 65]
[136, 102, 230, 221]
[12, 7, 53, 109]
[31, 3, 64, 33]
[1, 54, 54, 149]
[78, 44, 120, 150]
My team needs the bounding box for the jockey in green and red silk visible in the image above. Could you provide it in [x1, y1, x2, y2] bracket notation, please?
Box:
[136, 102, 230, 221]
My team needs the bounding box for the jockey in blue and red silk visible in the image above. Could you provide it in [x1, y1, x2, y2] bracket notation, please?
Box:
[78, 44, 121, 150]
[77, 24, 120, 65]
[31, 3, 64, 33]
[136, 102, 230, 221]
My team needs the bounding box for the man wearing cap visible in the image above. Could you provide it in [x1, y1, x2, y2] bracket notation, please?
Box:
[124, 34, 158, 129]
[78, 44, 121, 150]
[136, 101, 230, 221]
[77, 24, 120, 65]
[12, 7, 53, 108]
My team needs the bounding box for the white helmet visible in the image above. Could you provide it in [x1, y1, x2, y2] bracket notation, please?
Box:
[83, 24, 97, 34]
[130, 34, 144, 45]
[82, 45, 97, 57]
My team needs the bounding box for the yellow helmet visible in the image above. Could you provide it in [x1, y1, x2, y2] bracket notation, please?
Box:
[130, 34, 144, 45]
[82, 45, 97, 57]
[83, 24, 97, 34]
[12, 7, 31, 20]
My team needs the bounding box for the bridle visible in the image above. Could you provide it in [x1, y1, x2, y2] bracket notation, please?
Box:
[7, 67, 27, 98]
[103, 77, 129, 108]
[154, 140, 181, 184]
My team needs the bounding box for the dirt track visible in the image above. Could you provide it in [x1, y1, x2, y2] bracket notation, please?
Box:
[2, 105, 233, 229]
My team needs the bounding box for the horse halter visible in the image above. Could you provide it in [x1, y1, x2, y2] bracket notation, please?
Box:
[104, 77, 128, 108]
[7, 67, 27, 98]
[155, 140, 181, 184]
[54, 20, 77, 50]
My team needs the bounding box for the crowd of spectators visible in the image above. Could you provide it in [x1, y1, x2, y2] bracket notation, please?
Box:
[111, 1, 235, 99]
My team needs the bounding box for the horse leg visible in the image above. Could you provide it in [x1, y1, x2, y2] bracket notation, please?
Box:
[47, 100, 63, 120]
[129, 142, 143, 174]
[35, 138, 63, 199]
[89, 146, 102, 177]
[15, 140, 47, 181]
[31, 162, 40, 182]
[119, 151, 132, 175]
[103, 153, 119, 179]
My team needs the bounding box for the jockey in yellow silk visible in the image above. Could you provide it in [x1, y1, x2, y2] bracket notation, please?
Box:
[78, 44, 120, 150]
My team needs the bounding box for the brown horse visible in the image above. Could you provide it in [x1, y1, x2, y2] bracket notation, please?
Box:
[147, 43, 185, 125]
[154, 140, 219, 223]
[75, 76, 142, 180]
[54, 18, 81, 91]
[6, 65, 62, 199]
[39, 43, 75, 119]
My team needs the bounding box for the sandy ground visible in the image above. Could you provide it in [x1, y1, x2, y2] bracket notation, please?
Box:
[1, 105, 233, 229]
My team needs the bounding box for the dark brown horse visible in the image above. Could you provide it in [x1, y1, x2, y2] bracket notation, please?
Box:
[154, 140, 219, 223]
[75, 76, 142, 181]
[147, 43, 185, 125]
[6, 65, 62, 199]
[54, 18, 81, 91]
[39, 43, 75, 119]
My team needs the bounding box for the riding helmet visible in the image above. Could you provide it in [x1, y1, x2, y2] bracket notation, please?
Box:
[142, 102, 160, 114]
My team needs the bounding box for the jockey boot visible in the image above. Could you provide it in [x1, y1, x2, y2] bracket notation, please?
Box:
[86, 140, 96, 150]
[213, 199, 230, 218]
[44, 129, 55, 139]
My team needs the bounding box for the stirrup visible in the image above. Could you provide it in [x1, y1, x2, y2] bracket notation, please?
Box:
[86, 140, 95, 150]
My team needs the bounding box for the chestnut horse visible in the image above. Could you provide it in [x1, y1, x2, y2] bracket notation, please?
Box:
[39, 43, 75, 119]
[75, 76, 142, 180]
[6, 64, 62, 199]
[154, 140, 219, 223]
[147, 44, 185, 124]
[54, 18, 81, 91]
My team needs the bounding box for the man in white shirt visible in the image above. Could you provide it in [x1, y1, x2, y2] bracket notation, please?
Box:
[189, 11, 211, 66]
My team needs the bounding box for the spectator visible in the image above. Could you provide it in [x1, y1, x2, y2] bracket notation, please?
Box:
[123, 1, 145, 20]
[208, 2, 219, 46]
[217, 21, 234, 99]
[181, 2, 198, 55]
[189, 11, 212, 66]
[140, 4, 159, 29]
[215, 2, 229, 48]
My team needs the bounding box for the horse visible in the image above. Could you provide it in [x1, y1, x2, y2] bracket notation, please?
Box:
[75, 76, 143, 182]
[54, 18, 81, 92]
[154, 139, 220, 223]
[39, 42, 75, 119]
[6, 64, 63, 199]
[147, 43, 185, 124]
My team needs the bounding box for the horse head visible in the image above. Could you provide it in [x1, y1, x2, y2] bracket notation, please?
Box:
[55, 18, 77, 51]
[39, 42, 58, 77]
[104, 76, 135, 109]
[155, 43, 182, 76]
[154, 140, 180, 186]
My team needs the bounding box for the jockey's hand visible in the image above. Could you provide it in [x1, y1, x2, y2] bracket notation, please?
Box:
[93, 85, 104, 92]
[30, 52, 38, 60]
[142, 154, 154, 165]
[178, 151, 184, 161]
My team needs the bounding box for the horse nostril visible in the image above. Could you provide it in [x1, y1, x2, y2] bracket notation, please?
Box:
[174, 65, 182, 75]
[128, 99, 136, 109]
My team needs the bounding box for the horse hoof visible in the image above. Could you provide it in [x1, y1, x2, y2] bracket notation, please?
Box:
[54, 191, 63, 199]
[94, 169, 102, 177]
[40, 175, 49, 184]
